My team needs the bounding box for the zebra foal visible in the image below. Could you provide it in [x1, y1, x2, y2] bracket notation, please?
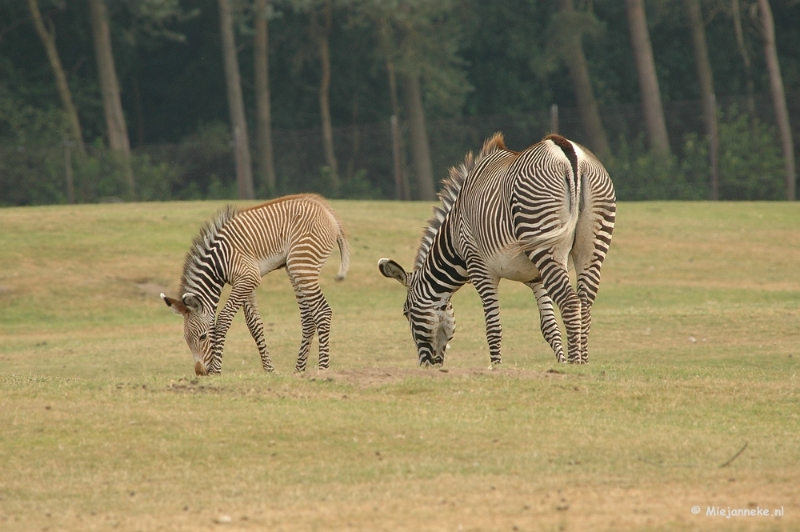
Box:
[161, 194, 349, 375]
[379, 133, 615, 366]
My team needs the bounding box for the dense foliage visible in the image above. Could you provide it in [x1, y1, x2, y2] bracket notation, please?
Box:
[1, 0, 798, 205]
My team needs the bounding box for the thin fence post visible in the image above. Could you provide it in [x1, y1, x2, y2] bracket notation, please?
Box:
[550, 104, 559, 134]
[390, 115, 404, 200]
[709, 94, 719, 201]
[63, 138, 76, 204]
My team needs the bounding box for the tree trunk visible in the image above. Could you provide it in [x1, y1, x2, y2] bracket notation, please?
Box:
[88, 0, 135, 198]
[28, 0, 86, 158]
[709, 93, 720, 201]
[731, 0, 757, 120]
[683, 0, 719, 200]
[315, 0, 339, 194]
[758, 0, 795, 201]
[387, 61, 410, 200]
[558, 0, 611, 162]
[345, 96, 360, 179]
[63, 139, 76, 204]
[402, 74, 436, 201]
[379, 18, 409, 200]
[254, 0, 276, 195]
[218, 0, 254, 200]
[130, 67, 145, 148]
[684, 0, 715, 132]
[625, 0, 671, 159]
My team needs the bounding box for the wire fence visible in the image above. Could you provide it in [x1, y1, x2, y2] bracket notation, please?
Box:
[1, 92, 798, 206]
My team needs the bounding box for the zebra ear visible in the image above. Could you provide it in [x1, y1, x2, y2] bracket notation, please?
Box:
[181, 293, 204, 314]
[378, 258, 408, 287]
[161, 293, 189, 316]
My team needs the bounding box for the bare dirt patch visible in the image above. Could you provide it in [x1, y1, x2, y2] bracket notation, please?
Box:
[13, 475, 796, 532]
[296, 366, 570, 388]
[135, 281, 170, 297]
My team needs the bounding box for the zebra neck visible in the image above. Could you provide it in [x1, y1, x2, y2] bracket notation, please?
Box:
[199, 280, 223, 313]
[180, 242, 226, 312]
[419, 217, 469, 296]
[181, 273, 223, 314]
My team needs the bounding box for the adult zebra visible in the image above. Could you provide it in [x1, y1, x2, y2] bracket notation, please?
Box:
[379, 133, 615, 366]
[161, 194, 349, 375]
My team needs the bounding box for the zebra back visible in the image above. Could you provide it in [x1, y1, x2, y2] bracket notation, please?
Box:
[179, 195, 348, 310]
[380, 132, 614, 367]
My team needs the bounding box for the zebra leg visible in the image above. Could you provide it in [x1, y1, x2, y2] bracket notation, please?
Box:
[470, 269, 503, 367]
[529, 249, 583, 364]
[572, 195, 615, 364]
[243, 292, 274, 372]
[310, 293, 333, 370]
[293, 297, 316, 372]
[526, 280, 565, 363]
[574, 255, 602, 364]
[294, 286, 332, 371]
[288, 269, 331, 372]
[577, 288, 592, 364]
[571, 232, 613, 364]
[210, 276, 260, 374]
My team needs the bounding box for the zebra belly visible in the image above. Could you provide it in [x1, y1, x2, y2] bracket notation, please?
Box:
[258, 253, 288, 277]
[485, 249, 541, 283]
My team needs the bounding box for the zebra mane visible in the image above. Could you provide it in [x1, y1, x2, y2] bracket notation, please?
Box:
[414, 132, 508, 270]
[179, 204, 240, 294]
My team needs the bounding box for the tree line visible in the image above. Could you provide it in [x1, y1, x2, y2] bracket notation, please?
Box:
[0, 0, 798, 206]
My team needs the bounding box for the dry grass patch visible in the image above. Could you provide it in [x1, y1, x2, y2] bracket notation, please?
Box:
[1, 201, 798, 531]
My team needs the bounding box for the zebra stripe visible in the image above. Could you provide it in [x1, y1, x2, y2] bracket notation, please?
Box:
[162, 194, 349, 375]
[379, 132, 615, 366]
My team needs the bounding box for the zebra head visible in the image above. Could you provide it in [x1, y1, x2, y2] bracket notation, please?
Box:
[160, 293, 216, 375]
[378, 258, 455, 367]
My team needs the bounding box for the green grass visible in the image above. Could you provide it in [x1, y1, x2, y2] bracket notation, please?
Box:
[0, 200, 798, 531]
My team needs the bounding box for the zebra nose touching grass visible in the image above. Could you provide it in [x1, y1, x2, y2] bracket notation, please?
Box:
[161, 194, 350, 376]
[379, 132, 615, 367]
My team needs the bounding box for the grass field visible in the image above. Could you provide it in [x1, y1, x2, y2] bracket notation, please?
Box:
[0, 200, 798, 531]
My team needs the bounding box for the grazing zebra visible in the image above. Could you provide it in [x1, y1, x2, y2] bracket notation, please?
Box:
[161, 194, 349, 375]
[379, 133, 615, 366]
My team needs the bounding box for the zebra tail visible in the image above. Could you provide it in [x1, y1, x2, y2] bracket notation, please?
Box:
[517, 216, 579, 254]
[517, 150, 582, 253]
[334, 230, 350, 281]
[538, 138, 582, 250]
